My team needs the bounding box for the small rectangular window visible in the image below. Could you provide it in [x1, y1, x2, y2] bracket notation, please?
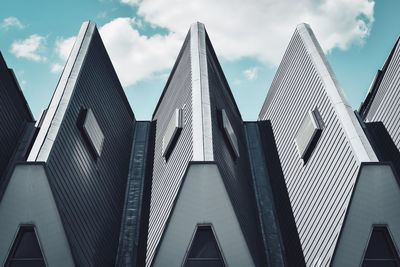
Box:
[220, 109, 240, 158]
[162, 109, 183, 159]
[78, 108, 104, 158]
[6, 225, 46, 267]
[294, 108, 323, 162]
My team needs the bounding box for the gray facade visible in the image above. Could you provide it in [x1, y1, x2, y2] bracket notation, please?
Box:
[258, 24, 377, 266]
[33, 22, 135, 266]
[148, 22, 267, 266]
[0, 21, 137, 266]
[0, 20, 400, 267]
[148, 31, 194, 266]
[331, 163, 400, 267]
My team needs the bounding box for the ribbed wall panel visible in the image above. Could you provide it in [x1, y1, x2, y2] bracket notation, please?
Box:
[0, 54, 33, 183]
[205, 36, 267, 266]
[258, 28, 361, 266]
[147, 34, 193, 266]
[44, 28, 135, 266]
[365, 40, 400, 152]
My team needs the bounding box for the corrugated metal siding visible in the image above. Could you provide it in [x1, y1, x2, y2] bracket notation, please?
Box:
[0, 53, 33, 184]
[365, 40, 400, 152]
[205, 35, 267, 266]
[147, 34, 193, 266]
[258, 29, 361, 266]
[44, 28, 135, 266]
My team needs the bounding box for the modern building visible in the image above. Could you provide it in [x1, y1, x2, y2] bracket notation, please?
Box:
[0, 20, 399, 267]
[259, 24, 400, 267]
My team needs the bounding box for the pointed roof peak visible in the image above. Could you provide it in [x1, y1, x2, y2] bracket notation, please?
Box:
[296, 22, 311, 31]
[190, 21, 206, 29]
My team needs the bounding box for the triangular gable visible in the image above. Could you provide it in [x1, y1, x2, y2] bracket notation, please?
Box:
[332, 163, 400, 266]
[151, 163, 255, 267]
[0, 163, 74, 266]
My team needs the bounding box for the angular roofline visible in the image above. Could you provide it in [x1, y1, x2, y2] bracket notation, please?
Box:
[359, 37, 400, 118]
[0, 53, 34, 122]
[297, 23, 377, 162]
[204, 27, 243, 120]
[27, 21, 134, 162]
[152, 22, 216, 161]
[151, 31, 190, 119]
[260, 23, 377, 163]
[27, 21, 94, 161]
[190, 22, 214, 161]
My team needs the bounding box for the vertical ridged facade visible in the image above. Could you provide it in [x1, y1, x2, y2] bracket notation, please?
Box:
[147, 33, 193, 265]
[26, 22, 136, 266]
[0, 53, 33, 183]
[206, 35, 267, 265]
[4, 20, 400, 267]
[258, 24, 377, 266]
[148, 22, 267, 266]
[360, 38, 400, 152]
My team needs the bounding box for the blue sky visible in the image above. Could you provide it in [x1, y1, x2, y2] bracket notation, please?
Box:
[0, 0, 399, 120]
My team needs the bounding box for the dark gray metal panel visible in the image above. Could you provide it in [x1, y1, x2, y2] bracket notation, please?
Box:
[43, 25, 135, 266]
[147, 33, 193, 266]
[0, 53, 34, 184]
[116, 121, 154, 267]
[363, 122, 400, 182]
[245, 121, 306, 267]
[362, 38, 400, 152]
[258, 26, 363, 266]
[205, 33, 267, 266]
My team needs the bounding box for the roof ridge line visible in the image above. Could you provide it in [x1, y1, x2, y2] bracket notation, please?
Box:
[190, 22, 214, 161]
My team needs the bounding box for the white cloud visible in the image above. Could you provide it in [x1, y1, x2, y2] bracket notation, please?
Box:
[1, 17, 25, 30]
[97, 11, 108, 19]
[98, 17, 182, 86]
[122, 0, 374, 65]
[120, 0, 140, 6]
[51, 36, 76, 74]
[10, 34, 46, 62]
[243, 67, 259, 80]
[55, 36, 76, 61]
[52, 0, 375, 87]
[51, 63, 64, 73]
[52, 18, 181, 86]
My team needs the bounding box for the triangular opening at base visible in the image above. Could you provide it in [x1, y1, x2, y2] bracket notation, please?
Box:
[6, 225, 46, 267]
[362, 226, 400, 267]
[184, 225, 225, 267]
